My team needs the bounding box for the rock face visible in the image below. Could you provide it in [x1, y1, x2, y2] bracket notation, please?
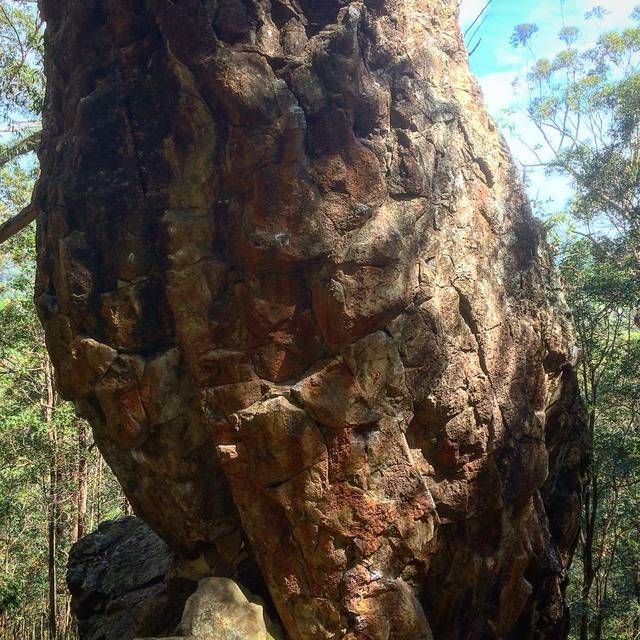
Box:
[67, 517, 181, 640]
[36, 1, 587, 638]
[174, 577, 281, 639]
[67, 517, 279, 640]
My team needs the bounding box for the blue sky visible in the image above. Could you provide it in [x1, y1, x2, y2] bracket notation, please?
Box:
[460, 0, 637, 107]
[459, 0, 638, 213]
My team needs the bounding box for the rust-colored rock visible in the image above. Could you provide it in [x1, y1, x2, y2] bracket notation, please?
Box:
[36, 1, 587, 638]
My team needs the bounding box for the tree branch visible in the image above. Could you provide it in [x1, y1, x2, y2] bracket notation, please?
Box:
[0, 130, 40, 168]
[0, 202, 37, 245]
[463, 0, 494, 38]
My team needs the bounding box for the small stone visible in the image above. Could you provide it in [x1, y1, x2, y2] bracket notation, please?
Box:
[178, 577, 281, 640]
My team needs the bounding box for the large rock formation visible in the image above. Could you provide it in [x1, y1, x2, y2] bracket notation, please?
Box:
[35, 0, 587, 638]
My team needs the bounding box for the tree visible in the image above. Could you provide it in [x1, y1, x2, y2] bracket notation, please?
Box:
[0, 0, 43, 247]
[557, 241, 640, 640]
[0, 2, 125, 638]
[512, 5, 640, 325]
[0, 0, 44, 121]
[511, 22, 540, 50]
[509, 6, 640, 638]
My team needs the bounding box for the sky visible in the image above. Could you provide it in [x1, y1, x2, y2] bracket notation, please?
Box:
[458, 0, 638, 214]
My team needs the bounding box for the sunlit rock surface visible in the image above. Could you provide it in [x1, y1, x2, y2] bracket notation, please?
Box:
[38, 0, 587, 638]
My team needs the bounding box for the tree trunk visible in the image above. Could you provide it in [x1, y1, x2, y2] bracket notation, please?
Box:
[632, 560, 640, 639]
[76, 422, 88, 541]
[580, 475, 596, 640]
[579, 403, 598, 640]
[0, 202, 36, 245]
[95, 456, 102, 526]
[44, 356, 58, 640]
[64, 421, 88, 635]
[35, 1, 588, 639]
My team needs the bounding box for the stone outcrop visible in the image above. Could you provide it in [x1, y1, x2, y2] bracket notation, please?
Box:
[171, 576, 281, 639]
[37, 0, 587, 638]
[67, 517, 182, 640]
[67, 517, 280, 639]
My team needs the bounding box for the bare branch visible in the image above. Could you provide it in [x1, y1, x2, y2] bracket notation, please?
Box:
[0, 202, 37, 245]
[468, 38, 482, 57]
[463, 0, 494, 39]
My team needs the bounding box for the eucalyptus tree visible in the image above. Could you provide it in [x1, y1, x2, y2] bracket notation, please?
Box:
[510, 6, 640, 638]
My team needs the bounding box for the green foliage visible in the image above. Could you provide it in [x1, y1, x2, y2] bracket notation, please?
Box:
[560, 241, 640, 640]
[0, 161, 126, 637]
[517, 5, 640, 320]
[0, 3, 125, 638]
[0, 0, 43, 122]
[585, 6, 610, 22]
[513, 6, 640, 639]
[560, 26, 581, 47]
[510, 22, 539, 49]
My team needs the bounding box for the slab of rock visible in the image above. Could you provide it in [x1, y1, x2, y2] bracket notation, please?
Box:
[39, 1, 588, 638]
[69, 519, 279, 640]
[67, 517, 180, 640]
[134, 578, 280, 640]
[178, 577, 280, 639]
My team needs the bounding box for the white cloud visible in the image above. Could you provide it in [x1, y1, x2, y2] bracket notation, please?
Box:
[476, 71, 519, 112]
[459, 0, 490, 30]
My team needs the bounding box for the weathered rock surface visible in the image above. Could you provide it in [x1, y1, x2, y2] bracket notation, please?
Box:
[67, 517, 183, 640]
[68, 517, 279, 640]
[174, 577, 280, 639]
[38, 0, 587, 638]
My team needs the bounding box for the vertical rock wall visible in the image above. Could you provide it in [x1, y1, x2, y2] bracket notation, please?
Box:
[35, 0, 587, 638]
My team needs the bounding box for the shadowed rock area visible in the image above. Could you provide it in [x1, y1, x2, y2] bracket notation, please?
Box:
[36, 0, 588, 638]
[67, 517, 181, 640]
[67, 517, 280, 639]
